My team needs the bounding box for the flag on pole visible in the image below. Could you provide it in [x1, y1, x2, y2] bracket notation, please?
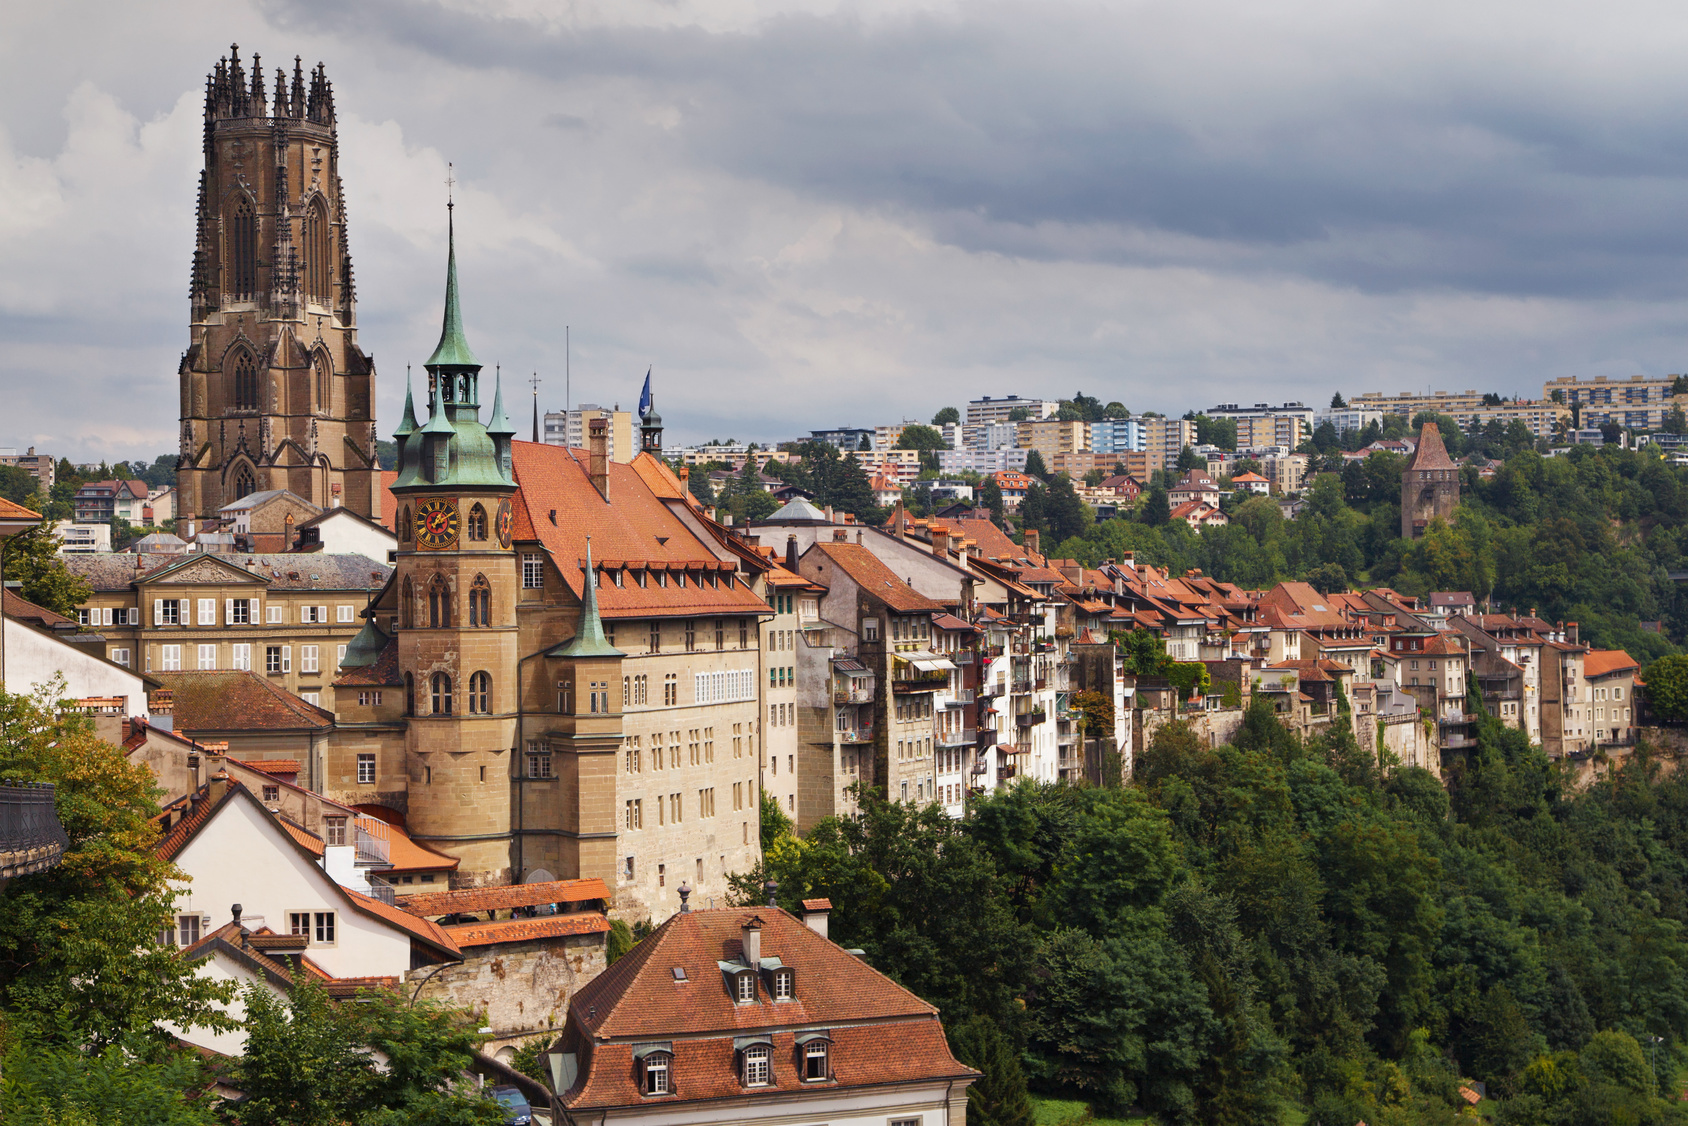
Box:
[638, 368, 653, 419]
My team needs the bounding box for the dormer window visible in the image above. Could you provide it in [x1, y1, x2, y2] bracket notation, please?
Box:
[637, 1047, 673, 1096]
[736, 971, 758, 1003]
[772, 968, 794, 1001]
[797, 1032, 833, 1081]
[742, 1043, 771, 1087]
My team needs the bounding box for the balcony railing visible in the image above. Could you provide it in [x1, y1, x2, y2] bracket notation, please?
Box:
[1012, 680, 1033, 695]
[834, 682, 875, 704]
[944, 690, 975, 706]
[939, 726, 977, 745]
[837, 726, 875, 743]
[1016, 710, 1046, 728]
[365, 882, 398, 905]
[353, 817, 391, 867]
[0, 783, 69, 878]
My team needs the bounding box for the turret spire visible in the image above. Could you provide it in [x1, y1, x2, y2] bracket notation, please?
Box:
[424, 178, 479, 369]
[550, 537, 624, 658]
[395, 366, 419, 439]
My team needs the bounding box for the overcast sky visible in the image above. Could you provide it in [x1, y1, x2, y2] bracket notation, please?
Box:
[6, 0, 1688, 463]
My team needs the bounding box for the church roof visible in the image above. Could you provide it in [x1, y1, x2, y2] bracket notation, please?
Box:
[424, 209, 479, 369]
[768, 496, 829, 522]
[1405, 423, 1457, 472]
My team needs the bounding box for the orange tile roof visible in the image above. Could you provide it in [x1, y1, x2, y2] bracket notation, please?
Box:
[810, 542, 945, 614]
[381, 821, 461, 874]
[278, 817, 325, 856]
[380, 470, 399, 533]
[1406, 423, 1457, 471]
[0, 496, 43, 522]
[1584, 649, 1640, 678]
[445, 914, 611, 947]
[400, 877, 611, 917]
[948, 516, 1025, 562]
[152, 671, 334, 733]
[3, 588, 73, 629]
[344, 887, 460, 958]
[562, 908, 972, 1109]
[509, 443, 769, 620]
[231, 757, 301, 777]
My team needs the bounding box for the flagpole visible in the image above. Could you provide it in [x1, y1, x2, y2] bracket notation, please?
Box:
[565, 325, 570, 413]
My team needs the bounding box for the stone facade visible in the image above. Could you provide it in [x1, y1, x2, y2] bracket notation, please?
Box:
[413, 931, 606, 1056]
[178, 49, 381, 526]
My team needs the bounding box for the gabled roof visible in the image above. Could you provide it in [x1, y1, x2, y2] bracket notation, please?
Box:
[568, 907, 941, 1041]
[1584, 649, 1640, 678]
[155, 777, 461, 961]
[153, 671, 335, 733]
[509, 443, 768, 620]
[218, 488, 315, 515]
[1405, 423, 1457, 471]
[808, 542, 944, 614]
[63, 552, 391, 593]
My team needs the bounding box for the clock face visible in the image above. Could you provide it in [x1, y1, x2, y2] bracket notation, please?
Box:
[414, 499, 460, 550]
[496, 499, 514, 549]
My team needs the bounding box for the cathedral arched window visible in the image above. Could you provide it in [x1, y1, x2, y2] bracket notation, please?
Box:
[468, 671, 491, 714]
[431, 672, 453, 716]
[467, 504, 488, 541]
[400, 576, 414, 628]
[469, 575, 491, 628]
[400, 507, 412, 543]
[428, 575, 451, 629]
[232, 465, 256, 500]
[305, 198, 331, 300]
[228, 195, 257, 299]
[232, 351, 259, 412]
[314, 353, 331, 414]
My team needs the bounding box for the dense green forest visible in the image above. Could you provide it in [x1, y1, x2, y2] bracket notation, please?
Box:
[739, 700, 1688, 1125]
[1030, 442, 1688, 666]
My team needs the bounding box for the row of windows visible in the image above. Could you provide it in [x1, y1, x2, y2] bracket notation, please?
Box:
[637, 1036, 830, 1097]
[403, 671, 495, 716]
[642, 618, 753, 653]
[623, 724, 752, 774]
[121, 599, 358, 627]
[152, 642, 339, 674]
[401, 575, 494, 629]
[622, 787, 722, 829]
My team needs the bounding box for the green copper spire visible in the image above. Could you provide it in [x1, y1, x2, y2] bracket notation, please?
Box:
[547, 538, 624, 659]
[486, 368, 515, 437]
[394, 368, 419, 439]
[339, 616, 389, 669]
[425, 204, 479, 369]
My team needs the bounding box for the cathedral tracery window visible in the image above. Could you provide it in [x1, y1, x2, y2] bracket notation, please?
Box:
[469, 574, 491, 627]
[232, 465, 256, 500]
[232, 351, 259, 412]
[305, 198, 331, 300]
[467, 504, 488, 541]
[428, 575, 451, 629]
[431, 672, 453, 716]
[400, 576, 414, 628]
[228, 196, 257, 299]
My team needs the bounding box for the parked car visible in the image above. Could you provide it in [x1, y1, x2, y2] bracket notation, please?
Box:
[491, 1085, 533, 1126]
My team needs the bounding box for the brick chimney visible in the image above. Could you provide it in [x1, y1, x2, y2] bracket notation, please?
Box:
[1023, 528, 1040, 557]
[892, 502, 907, 539]
[931, 525, 949, 559]
[786, 534, 799, 571]
[588, 417, 610, 501]
[209, 768, 230, 804]
[1567, 621, 1579, 644]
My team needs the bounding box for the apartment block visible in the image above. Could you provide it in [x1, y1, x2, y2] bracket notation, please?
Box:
[1541, 375, 1679, 430]
[1016, 419, 1090, 463]
[1141, 417, 1198, 471]
[542, 405, 636, 462]
[1089, 418, 1145, 454]
[964, 395, 1058, 447]
[1352, 390, 1487, 416]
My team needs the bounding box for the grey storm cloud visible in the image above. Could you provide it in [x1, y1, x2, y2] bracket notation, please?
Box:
[7, 0, 1688, 462]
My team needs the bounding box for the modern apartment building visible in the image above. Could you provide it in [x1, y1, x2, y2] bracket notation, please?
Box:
[1140, 417, 1198, 471]
[1352, 389, 1487, 416]
[1541, 375, 1679, 430]
[1015, 419, 1090, 463]
[963, 396, 1058, 447]
[1089, 418, 1145, 454]
[542, 405, 635, 463]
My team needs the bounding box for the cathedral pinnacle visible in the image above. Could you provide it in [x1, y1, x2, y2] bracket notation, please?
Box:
[548, 538, 624, 659]
[424, 180, 479, 370]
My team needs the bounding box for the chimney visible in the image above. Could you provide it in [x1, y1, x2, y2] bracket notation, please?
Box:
[855, 529, 864, 545]
[678, 882, 691, 913]
[1024, 528, 1040, 557]
[231, 903, 242, 927]
[931, 525, 949, 559]
[588, 417, 610, 501]
[833, 529, 848, 542]
[764, 878, 779, 907]
[1567, 621, 1579, 644]
[209, 768, 230, 804]
[742, 916, 763, 966]
[786, 535, 799, 571]
[825, 506, 835, 523]
[802, 898, 831, 938]
[892, 502, 907, 539]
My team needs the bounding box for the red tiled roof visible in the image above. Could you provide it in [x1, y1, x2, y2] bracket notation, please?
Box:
[381, 821, 461, 874]
[445, 914, 611, 947]
[380, 470, 399, 533]
[809, 542, 944, 614]
[333, 636, 402, 687]
[800, 898, 832, 911]
[509, 443, 769, 620]
[345, 887, 461, 957]
[152, 671, 334, 733]
[153, 780, 246, 861]
[1405, 423, 1457, 472]
[570, 907, 937, 1041]
[1584, 649, 1640, 678]
[232, 757, 301, 777]
[278, 816, 325, 856]
[3, 588, 73, 629]
[0, 496, 43, 522]
[400, 878, 611, 918]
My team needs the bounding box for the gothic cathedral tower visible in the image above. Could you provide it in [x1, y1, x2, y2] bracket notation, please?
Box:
[177, 47, 381, 527]
[389, 207, 520, 886]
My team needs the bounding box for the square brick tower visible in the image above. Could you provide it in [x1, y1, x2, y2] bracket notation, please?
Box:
[1401, 421, 1460, 538]
[178, 46, 381, 528]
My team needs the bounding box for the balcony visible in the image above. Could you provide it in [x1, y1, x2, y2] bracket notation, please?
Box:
[0, 783, 68, 881]
[834, 680, 875, 705]
[979, 683, 1005, 699]
[939, 726, 978, 746]
[365, 881, 398, 905]
[944, 690, 975, 706]
[953, 651, 976, 665]
[837, 726, 875, 743]
[1016, 710, 1046, 728]
[353, 817, 391, 867]
[893, 679, 940, 694]
[1012, 680, 1033, 695]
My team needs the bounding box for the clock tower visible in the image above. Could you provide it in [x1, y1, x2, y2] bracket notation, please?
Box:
[388, 205, 520, 885]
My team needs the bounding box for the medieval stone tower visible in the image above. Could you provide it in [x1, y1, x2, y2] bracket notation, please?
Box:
[1401, 421, 1460, 538]
[389, 208, 520, 886]
[177, 46, 381, 527]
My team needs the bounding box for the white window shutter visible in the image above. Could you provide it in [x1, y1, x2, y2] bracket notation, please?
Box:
[318, 605, 327, 624]
[282, 646, 292, 672]
[180, 599, 190, 623]
[153, 600, 162, 626]
[300, 606, 309, 624]
[225, 599, 234, 624]
[250, 598, 259, 621]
